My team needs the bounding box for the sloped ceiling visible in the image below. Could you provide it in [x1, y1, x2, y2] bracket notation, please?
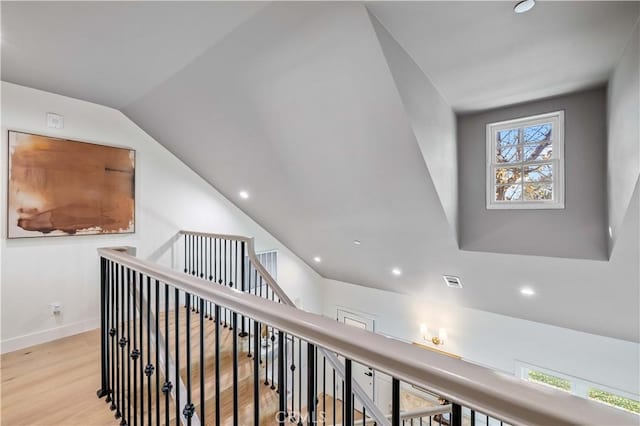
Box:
[1, 2, 639, 342]
[367, 1, 640, 112]
[0, 1, 268, 108]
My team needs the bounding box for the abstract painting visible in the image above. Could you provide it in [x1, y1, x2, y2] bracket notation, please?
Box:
[7, 131, 135, 238]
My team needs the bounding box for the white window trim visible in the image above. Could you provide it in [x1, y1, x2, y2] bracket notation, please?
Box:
[486, 111, 565, 210]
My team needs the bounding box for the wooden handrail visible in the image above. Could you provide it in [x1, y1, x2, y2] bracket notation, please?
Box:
[98, 246, 639, 426]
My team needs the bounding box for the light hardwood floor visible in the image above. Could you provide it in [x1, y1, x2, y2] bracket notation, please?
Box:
[1, 307, 441, 426]
[1, 329, 117, 426]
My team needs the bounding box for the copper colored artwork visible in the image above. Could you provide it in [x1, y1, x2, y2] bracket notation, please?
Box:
[8, 131, 135, 238]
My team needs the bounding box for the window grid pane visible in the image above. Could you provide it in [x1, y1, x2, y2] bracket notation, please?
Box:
[488, 112, 563, 208]
[493, 126, 555, 202]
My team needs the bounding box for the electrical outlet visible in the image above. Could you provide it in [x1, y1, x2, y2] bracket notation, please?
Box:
[46, 112, 64, 129]
[49, 302, 62, 315]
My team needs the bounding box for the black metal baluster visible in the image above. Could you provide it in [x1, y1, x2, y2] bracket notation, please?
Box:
[191, 235, 195, 275]
[253, 320, 260, 425]
[307, 343, 315, 426]
[222, 240, 227, 328]
[138, 274, 144, 426]
[239, 241, 247, 337]
[98, 257, 109, 398]
[290, 338, 295, 419]
[184, 234, 188, 274]
[199, 298, 205, 425]
[208, 237, 213, 318]
[284, 335, 288, 419]
[175, 288, 180, 426]
[332, 368, 336, 426]
[345, 360, 352, 426]
[199, 236, 204, 279]
[298, 339, 302, 426]
[184, 294, 194, 426]
[451, 403, 462, 426]
[470, 409, 475, 426]
[232, 311, 239, 426]
[270, 327, 276, 390]
[115, 265, 122, 420]
[146, 277, 152, 426]
[278, 331, 285, 425]
[132, 272, 138, 426]
[263, 325, 269, 384]
[215, 304, 221, 426]
[155, 280, 160, 426]
[123, 269, 131, 426]
[110, 261, 117, 411]
[392, 378, 400, 426]
[322, 356, 326, 426]
[163, 284, 171, 426]
[315, 346, 318, 426]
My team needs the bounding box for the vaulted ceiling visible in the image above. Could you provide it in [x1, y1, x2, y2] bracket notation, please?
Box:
[2, 1, 639, 342]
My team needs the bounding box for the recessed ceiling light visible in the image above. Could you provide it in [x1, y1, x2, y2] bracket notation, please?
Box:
[391, 268, 402, 276]
[239, 190, 249, 199]
[514, 0, 535, 14]
[353, 240, 361, 245]
[520, 287, 536, 296]
[313, 256, 322, 263]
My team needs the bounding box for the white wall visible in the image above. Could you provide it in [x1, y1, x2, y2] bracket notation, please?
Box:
[321, 278, 640, 398]
[370, 12, 458, 240]
[607, 20, 640, 254]
[0, 82, 323, 353]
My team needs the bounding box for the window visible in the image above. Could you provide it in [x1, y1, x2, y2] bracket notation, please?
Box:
[518, 362, 640, 416]
[588, 388, 640, 414]
[486, 111, 564, 209]
[527, 370, 571, 392]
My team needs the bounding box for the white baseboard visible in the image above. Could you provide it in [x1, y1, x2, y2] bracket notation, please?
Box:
[1, 318, 100, 354]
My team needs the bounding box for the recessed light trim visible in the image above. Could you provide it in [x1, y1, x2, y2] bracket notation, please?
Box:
[313, 256, 322, 263]
[520, 287, 536, 296]
[239, 190, 249, 199]
[391, 268, 402, 276]
[514, 0, 535, 14]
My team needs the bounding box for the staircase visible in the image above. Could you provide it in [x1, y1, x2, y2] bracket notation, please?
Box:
[95, 231, 639, 426]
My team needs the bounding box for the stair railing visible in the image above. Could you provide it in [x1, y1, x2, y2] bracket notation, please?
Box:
[97, 245, 638, 426]
[178, 230, 389, 426]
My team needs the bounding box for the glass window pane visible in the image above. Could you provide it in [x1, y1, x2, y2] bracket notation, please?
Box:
[524, 163, 553, 182]
[496, 144, 522, 164]
[524, 183, 553, 200]
[527, 370, 571, 392]
[588, 388, 640, 414]
[523, 123, 552, 143]
[496, 184, 522, 201]
[497, 128, 519, 145]
[495, 167, 522, 185]
[524, 142, 553, 161]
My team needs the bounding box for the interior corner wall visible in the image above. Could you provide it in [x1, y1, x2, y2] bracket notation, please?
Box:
[457, 87, 609, 260]
[321, 278, 640, 398]
[0, 82, 323, 353]
[368, 12, 458, 241]
[607, 21, 640, 254]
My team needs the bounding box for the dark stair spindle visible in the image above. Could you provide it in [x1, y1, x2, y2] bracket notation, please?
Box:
[200, 298, 206, 425]
[175, 288, 181, 426]
[215, 304, 221, 426]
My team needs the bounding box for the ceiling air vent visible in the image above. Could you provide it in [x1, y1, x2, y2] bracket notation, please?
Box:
[443, 275, 463, 288]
